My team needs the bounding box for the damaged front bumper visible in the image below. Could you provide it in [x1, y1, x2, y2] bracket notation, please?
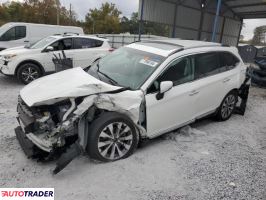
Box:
[234, 72, 251, 115]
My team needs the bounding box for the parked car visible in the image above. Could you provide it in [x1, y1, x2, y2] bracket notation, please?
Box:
[15, 40, 250, 174]
[0, 34, 112, 84]
[0, 22, 84, 51]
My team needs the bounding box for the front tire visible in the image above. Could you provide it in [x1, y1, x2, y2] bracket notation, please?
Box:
[17, 63, 42, 84]
[216, 91, 238, 121]
[87, 112, 139, 162]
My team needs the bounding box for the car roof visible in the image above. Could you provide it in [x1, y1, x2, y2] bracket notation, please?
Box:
[127, 39, 223, 57]
[50, 34, 108, 41]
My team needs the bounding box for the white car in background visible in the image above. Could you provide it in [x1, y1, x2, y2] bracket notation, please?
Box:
[0, 34, 112, 84]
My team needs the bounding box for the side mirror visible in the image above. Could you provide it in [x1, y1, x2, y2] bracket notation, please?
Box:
[156, 81, 173, 100]
[45, 46, 54, 52]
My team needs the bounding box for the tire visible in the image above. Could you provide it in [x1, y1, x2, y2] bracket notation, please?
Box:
[86, 112, 139, 162]
[216, 91, 238, 121]
[17, 63, 42, 84]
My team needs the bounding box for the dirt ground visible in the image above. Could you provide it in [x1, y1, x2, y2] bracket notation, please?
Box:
[0, 74, 265, 200]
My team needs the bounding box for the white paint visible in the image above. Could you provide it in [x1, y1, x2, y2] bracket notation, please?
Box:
[20, 67, 121, 107]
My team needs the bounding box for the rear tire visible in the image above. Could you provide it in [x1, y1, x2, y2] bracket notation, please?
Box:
[17, 63, 42, 84]
[86, 112, 139, 162]
[216, 91, 238, 121]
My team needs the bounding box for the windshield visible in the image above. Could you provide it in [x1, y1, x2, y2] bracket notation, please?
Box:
[87, 47, 166, 89]
[29, 36, 57, 49]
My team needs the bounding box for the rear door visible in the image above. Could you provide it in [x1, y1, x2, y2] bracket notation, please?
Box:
[191, 52, 240, 119]
[72, 38, 109, 68]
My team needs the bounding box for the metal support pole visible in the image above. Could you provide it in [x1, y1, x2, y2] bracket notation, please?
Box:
[172, 3, 178, 38]
[56, 0, 60, 25]
[211, 0, 222, 42]
[138, 0, 145, 41]
[236, 19, 243, 46]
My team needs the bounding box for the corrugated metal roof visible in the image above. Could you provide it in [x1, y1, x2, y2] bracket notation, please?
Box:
[224, 0, 266, 19]
[159, 0, 266, 19]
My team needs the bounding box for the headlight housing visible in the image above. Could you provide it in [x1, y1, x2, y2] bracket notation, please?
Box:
[3, 54, 17, 61]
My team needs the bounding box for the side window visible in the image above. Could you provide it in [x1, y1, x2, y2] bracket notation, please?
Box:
[194, 52, 220, 79]
[15, 26, 26, 39]
[73, 38, 103, 49]
[0, 26, 26, 41]
[51, 38, 73, 51]
[220, 52, 240, 70]
[147, 57, 194, 94]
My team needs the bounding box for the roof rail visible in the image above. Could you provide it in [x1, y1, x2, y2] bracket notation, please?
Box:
[138, 40, 184, 48]
[63, 32, 79, 36]
[168, 44, 222, 57]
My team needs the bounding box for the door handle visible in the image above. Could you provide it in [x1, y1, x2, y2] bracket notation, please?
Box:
[24, 40, 29, 43]
[189, 90, 199, 96]
[223, 78, 231, 83]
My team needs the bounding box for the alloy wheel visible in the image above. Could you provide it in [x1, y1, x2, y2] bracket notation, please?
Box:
[221, 94, 236, 119]
[97, 122, 133, 160]
[21, 66, 39, 83]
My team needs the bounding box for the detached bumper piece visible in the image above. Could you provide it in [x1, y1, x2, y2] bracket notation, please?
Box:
[53, 142, 82, 174]
[234, 75, 251, 116]
[15, 126, 48, 159]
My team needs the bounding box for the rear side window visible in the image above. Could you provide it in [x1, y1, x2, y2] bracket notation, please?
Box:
[73, 38, 103, 49]
[194, 52, 220, 79]
[219, 52, 240, 69]
[0, 26, 26, 41]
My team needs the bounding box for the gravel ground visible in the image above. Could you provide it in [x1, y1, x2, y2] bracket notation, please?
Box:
[0, 74, 265, 200]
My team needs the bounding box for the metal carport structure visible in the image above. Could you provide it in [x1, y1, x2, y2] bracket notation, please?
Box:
[138, 0, 266, 46]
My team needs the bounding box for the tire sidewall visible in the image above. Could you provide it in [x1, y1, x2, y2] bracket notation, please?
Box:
[17, 63, 41, 84]
[87, 112, 139, 162]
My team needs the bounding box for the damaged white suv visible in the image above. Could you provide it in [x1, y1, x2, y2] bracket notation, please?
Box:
[15, 40, 250, 174]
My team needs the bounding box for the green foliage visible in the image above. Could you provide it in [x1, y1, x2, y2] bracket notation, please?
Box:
[120, 12, 169, 36]
[0, 1, 169, 36]
[0, 0, 77, 26]
[252, 26, 266, 45]
[84, 3, 121, 34]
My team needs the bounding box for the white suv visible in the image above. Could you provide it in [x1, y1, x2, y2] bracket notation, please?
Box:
[15, 40, 250, 174]
[0, 34, 112, 84]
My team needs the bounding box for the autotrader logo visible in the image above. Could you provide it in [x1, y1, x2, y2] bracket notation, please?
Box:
[0, 188, 54, 200]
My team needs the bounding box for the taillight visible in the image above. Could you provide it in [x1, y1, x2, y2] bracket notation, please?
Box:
[109, 48, 115, 52]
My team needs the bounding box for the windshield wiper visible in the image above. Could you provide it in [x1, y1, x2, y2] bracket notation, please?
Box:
[96, 63, 119, 86]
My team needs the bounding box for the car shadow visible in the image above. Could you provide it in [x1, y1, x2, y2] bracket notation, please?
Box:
[138, 117, 214, 150]
[0, 74, 22, 87]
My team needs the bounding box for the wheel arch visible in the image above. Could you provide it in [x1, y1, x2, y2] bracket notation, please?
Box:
[15, 60, 45, 76]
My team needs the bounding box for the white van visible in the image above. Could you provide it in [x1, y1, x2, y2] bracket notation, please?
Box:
[0, 22, 84, 51]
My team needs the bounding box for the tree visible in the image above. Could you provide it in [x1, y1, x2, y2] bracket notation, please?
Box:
[252, 26, 266, 45]
[119, 12, 169, 36]
[0, 0, 77, 26]
[85, 3, 121, 34]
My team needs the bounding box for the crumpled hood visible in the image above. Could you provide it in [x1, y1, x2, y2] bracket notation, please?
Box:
[20, 67, 121, 107]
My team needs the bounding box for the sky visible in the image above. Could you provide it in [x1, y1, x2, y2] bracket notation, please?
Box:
[0, 0, 265, 40]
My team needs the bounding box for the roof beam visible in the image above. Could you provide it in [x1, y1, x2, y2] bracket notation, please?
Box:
[230, 2, 266, 9]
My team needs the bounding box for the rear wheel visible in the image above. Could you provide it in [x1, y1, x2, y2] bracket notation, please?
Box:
[17, 63, 42, 84]
[216, 91, 238, 121]
[87, 112, 139, 162]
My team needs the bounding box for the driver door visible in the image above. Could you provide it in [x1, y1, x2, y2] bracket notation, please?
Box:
[42, 38, 75, 72]
[145, 56, 198, 138]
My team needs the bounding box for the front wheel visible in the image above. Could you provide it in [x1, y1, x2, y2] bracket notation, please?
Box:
[86, 112, 139, 162]
[17, 63, 42, 84]
[216, 91, 238, 121]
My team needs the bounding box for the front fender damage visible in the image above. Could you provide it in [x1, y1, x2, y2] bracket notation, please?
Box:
[53, 90, 145, 174]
